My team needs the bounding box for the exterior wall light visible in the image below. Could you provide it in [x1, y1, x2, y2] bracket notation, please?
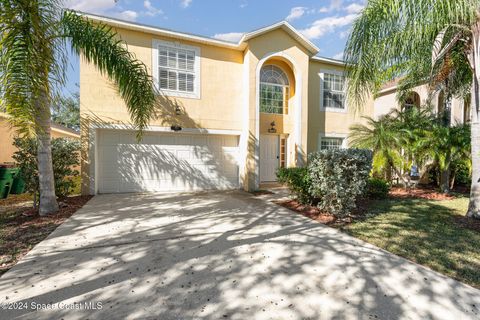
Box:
[268, 121, 277, 133]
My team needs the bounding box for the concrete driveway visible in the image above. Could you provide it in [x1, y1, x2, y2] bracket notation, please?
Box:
[0, 191, 479, 320]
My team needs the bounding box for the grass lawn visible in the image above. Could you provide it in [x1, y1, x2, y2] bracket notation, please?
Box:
[344, 196, 480, 288]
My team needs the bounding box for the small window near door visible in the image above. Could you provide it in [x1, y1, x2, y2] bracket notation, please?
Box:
[464, 97, 471, 124]
[280, 137, 287, 168]
[320, 137, 343, 150]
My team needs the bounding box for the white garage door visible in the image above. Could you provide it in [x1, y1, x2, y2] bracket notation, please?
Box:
[97, 130, 240, 193]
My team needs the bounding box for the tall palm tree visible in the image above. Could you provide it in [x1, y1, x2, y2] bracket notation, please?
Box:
[345, 0, 480, 219]
[0, 1, 157, 215]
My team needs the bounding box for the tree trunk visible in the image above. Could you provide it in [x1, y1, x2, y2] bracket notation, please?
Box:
[35, 90, 59, 216]
[440, 167, 450, 194]
[467, 20, 480, 219]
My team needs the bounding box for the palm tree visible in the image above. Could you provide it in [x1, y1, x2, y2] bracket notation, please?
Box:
[349, 115, 405, 183]
[345, 0, 480, 219]
[0, 1, 157, 215]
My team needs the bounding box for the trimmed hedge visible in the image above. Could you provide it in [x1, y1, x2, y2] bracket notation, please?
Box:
[308, 149, 373, 217]
[277, 148, 373, 218]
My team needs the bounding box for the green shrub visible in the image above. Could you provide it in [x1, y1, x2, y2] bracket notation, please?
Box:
[13, 137, 80, 202]
[308, 149, 373, 217]
[366, 178, 390, 199]
[452, 159, 471, 186]
[276, 167, 313, 204]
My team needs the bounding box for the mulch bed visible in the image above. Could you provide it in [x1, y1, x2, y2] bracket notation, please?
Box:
[0, 195, 93, 275]
[276, 186, 475, 229]
[389, 187, 456, 200]
[276, 199, 338, 225]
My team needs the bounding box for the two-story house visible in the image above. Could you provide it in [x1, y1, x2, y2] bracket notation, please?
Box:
[78, 13, 381, 195]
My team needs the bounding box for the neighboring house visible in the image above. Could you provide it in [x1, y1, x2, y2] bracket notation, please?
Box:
[375, 81, 471, 124]
[80, 14, 376, 195]
[0, 113, 80, 164]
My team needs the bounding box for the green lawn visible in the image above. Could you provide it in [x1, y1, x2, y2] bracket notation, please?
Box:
[344, 196, 480, 288]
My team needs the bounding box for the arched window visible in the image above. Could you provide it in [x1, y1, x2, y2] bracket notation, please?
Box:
[403, 92, 420, 111]
[260, 65, 290, 114]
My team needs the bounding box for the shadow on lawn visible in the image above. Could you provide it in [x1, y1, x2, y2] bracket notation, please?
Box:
[345, 196, 480, 288]
[0, 192, 478, 319]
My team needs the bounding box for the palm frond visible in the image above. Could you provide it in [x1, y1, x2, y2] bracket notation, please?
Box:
[0, 0, 65, 136]
[61, 10, 158, 138]
[344, 0, 478, 108]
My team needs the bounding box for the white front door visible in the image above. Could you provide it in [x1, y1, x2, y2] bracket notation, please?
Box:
[260, 135, 280, 182]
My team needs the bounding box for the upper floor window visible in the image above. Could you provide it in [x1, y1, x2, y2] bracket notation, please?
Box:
[153, 40, 200, 98]
[319, 137, 344, 150]
[260, 65, 289, 114]
[320, 71, 346, 111]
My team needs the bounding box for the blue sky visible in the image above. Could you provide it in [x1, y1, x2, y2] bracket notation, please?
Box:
[63, 0, 365, 95]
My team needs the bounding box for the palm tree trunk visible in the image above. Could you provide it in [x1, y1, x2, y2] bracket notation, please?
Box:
[35, 90, 59, 216]
[440, 167, 450, 194]
[467, 20, 480, 219]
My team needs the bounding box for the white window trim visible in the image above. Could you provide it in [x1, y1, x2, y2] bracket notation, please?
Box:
[152, 39, 201, 99]
[319, 69, 347, 113]
[317, 133, 348, 151]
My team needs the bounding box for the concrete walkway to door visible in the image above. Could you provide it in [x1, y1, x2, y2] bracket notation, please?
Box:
[0, 191, 478, 319]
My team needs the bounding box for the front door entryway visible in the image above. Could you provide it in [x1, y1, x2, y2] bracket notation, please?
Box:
[260, 135, 280, 182]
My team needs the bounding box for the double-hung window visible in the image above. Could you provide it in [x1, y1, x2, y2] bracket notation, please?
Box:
[320, 71, 346, 111]
[319, 137, 344, 150]
[153, 40, 200, 98]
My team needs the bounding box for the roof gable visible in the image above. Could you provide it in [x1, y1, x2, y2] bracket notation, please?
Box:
[240, 21, 319, 56]
[79, 12, 319, 56]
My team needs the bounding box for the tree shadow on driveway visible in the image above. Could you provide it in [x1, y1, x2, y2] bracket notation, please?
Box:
[0, 191, 479, 320]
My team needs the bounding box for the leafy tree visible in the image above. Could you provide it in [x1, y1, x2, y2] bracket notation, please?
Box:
[0, 1, 158, 215]
[345, 0, 480, 218]
[350, 108, 471, 192]
[12, 137, 80, 208]
[51, 92, 80, 131]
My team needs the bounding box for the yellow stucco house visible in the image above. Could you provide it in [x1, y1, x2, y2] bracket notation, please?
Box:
[80, 14, 377, 195]
[0, 113, 80, 164]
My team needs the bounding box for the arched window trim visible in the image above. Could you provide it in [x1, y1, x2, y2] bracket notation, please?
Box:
[259, 65, 290, 115]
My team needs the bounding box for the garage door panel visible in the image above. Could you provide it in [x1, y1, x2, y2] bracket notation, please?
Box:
[97, 130, 240, 193]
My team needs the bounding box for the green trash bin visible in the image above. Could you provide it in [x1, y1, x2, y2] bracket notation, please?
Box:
[11, 172, 26, 195]
[0, 165, 18, 199]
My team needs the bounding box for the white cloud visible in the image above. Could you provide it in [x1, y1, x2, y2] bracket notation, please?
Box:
[300, 14, 358, 40]
[240, 1, 248, 9]
[113, 10, 138, 21]
[144, 0, 163, 17]
[330, 0, 343, 11]
[64, 0, 116, 13]
[181, 0, 192, 8]
[286, 7, 307, 22]
[345, 3, 364, 14]
[65, 0, 140, 21]
[213, 32, 244, 43]
[332, 52, 344, 60]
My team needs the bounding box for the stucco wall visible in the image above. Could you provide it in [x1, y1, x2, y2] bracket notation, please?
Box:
[80, 27, 244, 131]
[307, 60, 375, 154]
[374, 84, 468, 124]
[0, 116, 80, 164]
